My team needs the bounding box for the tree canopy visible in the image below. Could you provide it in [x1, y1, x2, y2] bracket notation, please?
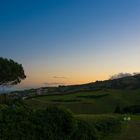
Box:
[0, 57, 26, 86]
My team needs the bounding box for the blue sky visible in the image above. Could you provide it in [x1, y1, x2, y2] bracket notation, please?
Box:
[0, 0, 140, 89]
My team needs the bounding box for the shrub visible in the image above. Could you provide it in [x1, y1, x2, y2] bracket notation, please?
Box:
[93, 117, 122, 139]
[31, 106, 77, 140]
[71, 119, 99, 140]
[123, 105, 140, 114]
[0, 106, 76, 140]
[114, 105, 122, 114]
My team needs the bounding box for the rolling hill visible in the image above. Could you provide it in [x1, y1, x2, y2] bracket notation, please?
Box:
[24, 74, 140, 114]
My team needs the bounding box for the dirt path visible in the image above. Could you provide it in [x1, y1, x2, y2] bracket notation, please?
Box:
[119, 121, 140, 140]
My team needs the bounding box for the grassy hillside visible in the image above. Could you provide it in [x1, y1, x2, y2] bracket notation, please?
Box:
[25, 88, 140, 114]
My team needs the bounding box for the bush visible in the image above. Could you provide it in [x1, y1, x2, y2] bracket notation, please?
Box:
[0, 106, 76, 140]
[93, 117, 122, 139]
[123, 105, 140, 114]
[114, 105, 122, 114]
[31, 106, 77, 140]
[71, 119, 99, 140]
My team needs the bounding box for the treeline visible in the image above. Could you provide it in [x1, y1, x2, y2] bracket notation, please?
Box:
[114, 105, 140, 114]
[0, 94, 20, 105]
[55, 74, 140, 93]
[0, 105, 123, 140]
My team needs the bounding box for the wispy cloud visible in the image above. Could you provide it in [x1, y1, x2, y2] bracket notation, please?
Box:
[44, 82, 65, 86]
[53, 76, 68, 79]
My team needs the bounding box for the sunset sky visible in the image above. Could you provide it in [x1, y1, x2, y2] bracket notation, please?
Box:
[0, 0, 140, 89]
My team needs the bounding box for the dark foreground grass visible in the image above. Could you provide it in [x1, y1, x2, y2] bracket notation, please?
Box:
[77, 114, 140, 140]
[76, 114, 126, 140]
[118, 115, 140, 140]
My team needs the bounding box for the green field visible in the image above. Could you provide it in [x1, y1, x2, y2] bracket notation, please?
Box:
[25, 89, 140, 114]
[24, 89, 140, 139]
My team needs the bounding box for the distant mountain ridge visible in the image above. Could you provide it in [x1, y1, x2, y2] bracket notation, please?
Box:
[49, 74, 140, 94]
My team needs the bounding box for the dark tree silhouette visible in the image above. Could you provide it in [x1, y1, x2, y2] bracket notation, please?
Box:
[114, 105, 122, 114]
[0, 57, 26, 86]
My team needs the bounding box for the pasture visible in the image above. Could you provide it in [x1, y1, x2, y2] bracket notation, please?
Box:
[25, 89, 140, 114]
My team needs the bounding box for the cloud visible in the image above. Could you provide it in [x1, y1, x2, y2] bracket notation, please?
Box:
[44, 82, 65, 87]
[109, 72, 140, 80]
[133, 72, 140, 75]
[53, 76, 68, 79]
